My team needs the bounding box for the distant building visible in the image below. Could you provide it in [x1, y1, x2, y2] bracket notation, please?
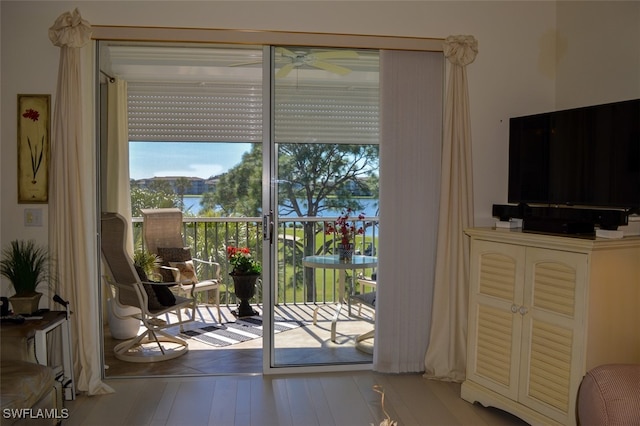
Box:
[204, 176, 220, 193]
[133, 176, 207, 195]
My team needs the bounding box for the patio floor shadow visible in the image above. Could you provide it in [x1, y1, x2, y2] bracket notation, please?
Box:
[103, 303, 374, 377]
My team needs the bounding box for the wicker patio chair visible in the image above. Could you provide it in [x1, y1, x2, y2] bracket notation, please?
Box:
[141, 208, 222, 323]
[101, 212, 196, 362]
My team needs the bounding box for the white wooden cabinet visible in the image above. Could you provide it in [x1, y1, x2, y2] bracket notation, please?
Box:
[461, 228, 640, 425]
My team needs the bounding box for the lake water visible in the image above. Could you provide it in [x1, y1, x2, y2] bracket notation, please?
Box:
[182, 197, 379, 218]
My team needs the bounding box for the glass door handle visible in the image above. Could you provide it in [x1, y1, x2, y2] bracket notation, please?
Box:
[263, 212, 274, 244]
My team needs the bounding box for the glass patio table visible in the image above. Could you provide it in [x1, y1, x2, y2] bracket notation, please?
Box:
[302, 254, 377, 343]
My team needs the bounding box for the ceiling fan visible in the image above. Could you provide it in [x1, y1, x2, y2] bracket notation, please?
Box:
[230, 47, 359, 78]
[275, 47, 359, 78]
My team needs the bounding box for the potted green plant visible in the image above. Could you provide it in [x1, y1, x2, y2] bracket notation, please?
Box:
[0, 240, 52, 315]
[105, 249, 159, 340]
[133, 249, 162, 281]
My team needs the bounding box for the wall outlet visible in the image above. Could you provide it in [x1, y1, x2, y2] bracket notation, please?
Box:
[24, 208, 43, 227]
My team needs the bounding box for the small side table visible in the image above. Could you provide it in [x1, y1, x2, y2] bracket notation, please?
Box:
[1, 311, 75, 400]
[302, 255, 378, 343]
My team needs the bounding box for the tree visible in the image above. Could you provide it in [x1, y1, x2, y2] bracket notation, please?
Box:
[175, 177, 191, 212]
[130, 183, 179, 217]
[201, 146, 263, 216]
[205, 142, 379, 302]
[277, 143, 378, 217]
[279, 143, 378, 301]
[147, 179, 173, 194]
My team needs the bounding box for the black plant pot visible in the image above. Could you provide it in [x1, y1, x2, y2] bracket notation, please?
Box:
[230, 273, 260, 317]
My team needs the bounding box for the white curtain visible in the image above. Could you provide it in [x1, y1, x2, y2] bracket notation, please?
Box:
[48, 9, 113, 395]
[105, 78, 134, 255]
[424, 35, 478, 382]
[375, 50, 444, 373]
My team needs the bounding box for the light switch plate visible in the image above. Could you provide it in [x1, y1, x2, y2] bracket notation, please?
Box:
[24, 208, 43, 227]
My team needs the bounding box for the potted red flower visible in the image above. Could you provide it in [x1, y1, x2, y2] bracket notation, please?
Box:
[226, 246, 261, 317]
[227, 246, 262, 275]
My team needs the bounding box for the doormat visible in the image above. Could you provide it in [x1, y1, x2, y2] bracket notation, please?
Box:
[179, 317, 305, 347]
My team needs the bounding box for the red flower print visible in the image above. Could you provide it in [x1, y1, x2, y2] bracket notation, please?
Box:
[23, 108, 40, 122]
[22, 108, 44, 182]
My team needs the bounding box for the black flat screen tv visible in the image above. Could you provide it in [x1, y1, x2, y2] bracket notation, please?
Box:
[508, 99, 640, 213]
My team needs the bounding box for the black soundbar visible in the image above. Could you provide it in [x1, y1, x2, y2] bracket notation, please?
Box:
[492, 204, 525, 221]
[492, 204, 629, 232]
[522, 217, 595, 236]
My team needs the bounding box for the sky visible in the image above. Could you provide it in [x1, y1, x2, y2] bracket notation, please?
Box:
[129, 142, 252, 180]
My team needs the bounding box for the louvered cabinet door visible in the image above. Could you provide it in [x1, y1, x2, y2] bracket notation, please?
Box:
[466, 240, 525, 400]
[463, 228, 640, 425]
[518, 248, 587, 425]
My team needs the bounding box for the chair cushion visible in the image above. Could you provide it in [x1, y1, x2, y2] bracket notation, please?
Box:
[134, 265, 165, 310]
[157, 246, 192, 261]
[135, 265, 175, 308]
[169, 260, 198, 284]
[157, 247, 192, 282]
[152, 285, 176, 307]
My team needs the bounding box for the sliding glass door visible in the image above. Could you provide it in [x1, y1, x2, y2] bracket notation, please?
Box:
[269, 46, 380, 368]
[99, 41, 269, 377]
[98, 41, 379, 375]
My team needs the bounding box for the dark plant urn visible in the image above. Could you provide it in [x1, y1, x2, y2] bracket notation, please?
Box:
[230, 273, 260, 317]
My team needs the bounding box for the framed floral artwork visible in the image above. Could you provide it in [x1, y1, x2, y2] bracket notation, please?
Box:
[17, 94, 50, 203]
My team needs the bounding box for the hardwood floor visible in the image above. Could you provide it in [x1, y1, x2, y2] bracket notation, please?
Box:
[65, 372, 528, 425]
[90, 304, 529, 425]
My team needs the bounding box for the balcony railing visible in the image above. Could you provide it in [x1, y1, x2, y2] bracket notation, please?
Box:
[131, 216, 379, 308]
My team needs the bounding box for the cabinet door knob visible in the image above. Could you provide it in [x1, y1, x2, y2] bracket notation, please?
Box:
[511, 304, 519, 313]
[519, 306, 528, 315]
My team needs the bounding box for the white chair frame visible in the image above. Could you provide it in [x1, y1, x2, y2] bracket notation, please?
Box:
[101, 212, 197, 363]
[141, 208, 222, 323]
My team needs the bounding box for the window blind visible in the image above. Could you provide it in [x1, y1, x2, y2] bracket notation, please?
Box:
[128, 82, 379, 144]
[274, 86, 379, 144]
[128, 83, 262, 142]
[376, 50, 444, 372]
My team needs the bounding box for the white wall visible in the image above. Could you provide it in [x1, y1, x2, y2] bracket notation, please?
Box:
[1, 1, 638, 293]
[556, 1, 640, 109]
